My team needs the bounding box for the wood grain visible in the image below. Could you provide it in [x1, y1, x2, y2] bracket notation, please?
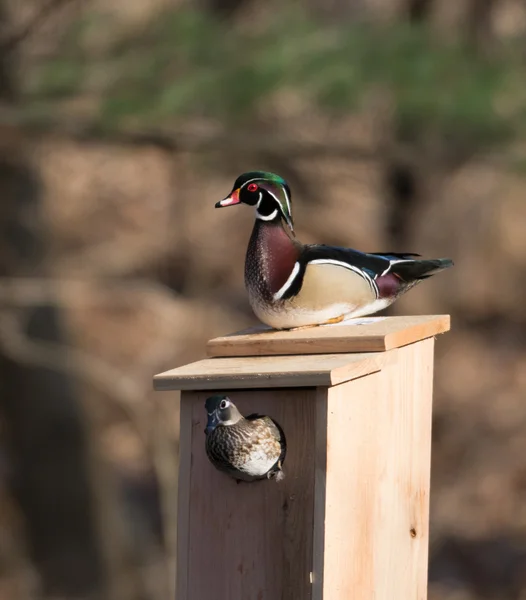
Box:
[175, 396, 192, 600]
[153, 351, 393, 391]
[178, 389, 316, 600]
[313, 338, 435, 600]
[206, 314, 449, 357]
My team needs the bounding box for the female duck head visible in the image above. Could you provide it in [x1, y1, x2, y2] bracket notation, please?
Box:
[204, 395, 243, 434]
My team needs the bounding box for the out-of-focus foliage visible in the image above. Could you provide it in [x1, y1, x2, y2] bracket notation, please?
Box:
[3, 3, 526, 600]
[22, 8, 525, 148]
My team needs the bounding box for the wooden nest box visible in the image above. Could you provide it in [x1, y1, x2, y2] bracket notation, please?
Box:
[154, 314, 450, 600]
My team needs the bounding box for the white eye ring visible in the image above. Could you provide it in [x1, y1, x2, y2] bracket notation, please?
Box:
[219, 399, 228, 409]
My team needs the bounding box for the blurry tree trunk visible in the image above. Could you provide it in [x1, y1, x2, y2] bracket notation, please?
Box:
[193, 0, 247, 17]
[407, 0, 434, 22]
[0, 5, 14, 101]
[466, 0, 496, 50]
[383, 161, 419, 250]
[383, 0, 486, 251]
[0, 5, 106, 598]
[306, 0, 366, 22]
[0, 151, 107, 600]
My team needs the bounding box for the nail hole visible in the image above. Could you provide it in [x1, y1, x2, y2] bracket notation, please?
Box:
[410, 527, 417, 538]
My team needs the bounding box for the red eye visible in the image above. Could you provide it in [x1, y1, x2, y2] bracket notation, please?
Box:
[247, 183, 258, 193]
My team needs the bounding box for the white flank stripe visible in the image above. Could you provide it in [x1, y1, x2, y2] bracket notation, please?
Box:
[273, 261, 301, 300]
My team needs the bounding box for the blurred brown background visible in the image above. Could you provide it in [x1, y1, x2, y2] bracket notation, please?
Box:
[0, 0, 525, 599]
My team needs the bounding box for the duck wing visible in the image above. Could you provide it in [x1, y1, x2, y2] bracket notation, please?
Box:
[277, 244, 453, 301]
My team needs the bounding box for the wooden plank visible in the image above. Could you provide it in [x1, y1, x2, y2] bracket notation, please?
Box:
[206, 314, 449, 357]
[179, 389, 316, 600]
[314, 338, 434, 600]
[175, 395, 192, 600]
[153, 351, 392, 391]
[311, 388, 328, 599]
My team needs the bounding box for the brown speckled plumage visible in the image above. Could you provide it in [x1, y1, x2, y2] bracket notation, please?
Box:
[204, 395, 286, 483]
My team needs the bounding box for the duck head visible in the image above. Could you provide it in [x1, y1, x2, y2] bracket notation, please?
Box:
[215, 171, 294, 234]
[204, 395, 244, 435]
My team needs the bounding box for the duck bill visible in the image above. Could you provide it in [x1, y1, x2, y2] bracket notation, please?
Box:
[204, 411, 220, 435]
[215, 188, 241, 208]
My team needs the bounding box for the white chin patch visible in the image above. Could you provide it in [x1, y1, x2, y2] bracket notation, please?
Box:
[256, 209, 279, 221]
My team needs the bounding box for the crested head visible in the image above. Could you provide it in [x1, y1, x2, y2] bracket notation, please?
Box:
[232, 171, 288, 191]
[215, 171, 294, 234]
[204, 394, 243, 434]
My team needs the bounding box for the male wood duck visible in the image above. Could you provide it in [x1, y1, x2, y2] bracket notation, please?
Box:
[215, 171, 454, 330]
[204, 395, 286, 482]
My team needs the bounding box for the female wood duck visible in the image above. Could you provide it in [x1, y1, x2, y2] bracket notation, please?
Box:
[215, 171, 454, 330]
[204, 395, 286, 483]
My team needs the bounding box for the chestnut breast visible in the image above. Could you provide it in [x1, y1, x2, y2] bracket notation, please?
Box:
[245, 221, 299, 301]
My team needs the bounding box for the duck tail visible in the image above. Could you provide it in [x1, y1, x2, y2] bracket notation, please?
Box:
[390, 257, 454, 281]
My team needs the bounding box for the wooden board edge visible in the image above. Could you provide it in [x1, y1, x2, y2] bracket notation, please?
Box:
[312, 387, 328, 600]
[205, 315, 451, 358]
[153, 351, 393, 392]
[153, 373, 334, 391]
[176, 392, 194, 600]
[383, 314, 451, 351]
[205, 337, 388, 357]
[329, 352, 390, 386]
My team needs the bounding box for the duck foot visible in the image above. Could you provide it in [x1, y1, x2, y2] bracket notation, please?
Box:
[324, 315, 346, 325]
[288, 324, 320, 331]
[287, 315, 346, 331]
